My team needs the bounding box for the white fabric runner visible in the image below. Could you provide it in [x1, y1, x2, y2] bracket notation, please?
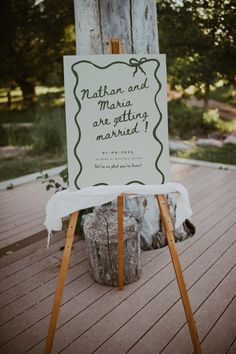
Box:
[44, 183, 192, 247]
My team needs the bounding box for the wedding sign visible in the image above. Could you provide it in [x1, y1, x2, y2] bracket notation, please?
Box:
[63, 54, 170, 190]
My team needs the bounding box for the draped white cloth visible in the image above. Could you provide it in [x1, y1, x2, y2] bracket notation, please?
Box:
[44, 183, 192, 247]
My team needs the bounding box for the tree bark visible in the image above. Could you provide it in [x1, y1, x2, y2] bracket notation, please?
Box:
[73, 0, 159, 54]
[83, 207, 141, 286]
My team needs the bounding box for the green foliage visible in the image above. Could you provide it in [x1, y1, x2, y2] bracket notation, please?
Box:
[59, 167, 68, 184]
[0, 153, 66, 182]
[0, 124, 33, 146]
[37, 173, 66, 192]
[202, 109, 220, 130]
[168, 99, 235, 139]
[171, 144, 236, 166]
[168, 99, 208, 138]
[0, 124, 8, 146]
[0, 0, 75, 101]
[33, 106, 66, 153]
[0, 107, 38, 124]
[209, 85, 236, 106]
[37, 167, 68, 192]
[157, 0, 236, 98]
[0, 87, 67, 149]
[0, 87, 65, 127]
[38, 166, 91, 238]
[37, 167, 69, 193]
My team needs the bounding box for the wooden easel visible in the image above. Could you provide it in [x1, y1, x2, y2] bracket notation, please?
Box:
[44, 38, 202, 354]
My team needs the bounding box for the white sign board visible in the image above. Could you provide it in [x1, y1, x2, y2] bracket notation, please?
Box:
[64, 54, 170, 190]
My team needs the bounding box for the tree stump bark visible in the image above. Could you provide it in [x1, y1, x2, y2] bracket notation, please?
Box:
[83, 206, 141, 286]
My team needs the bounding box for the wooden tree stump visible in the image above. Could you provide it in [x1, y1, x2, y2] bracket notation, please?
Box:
[83, 206, 141, 286]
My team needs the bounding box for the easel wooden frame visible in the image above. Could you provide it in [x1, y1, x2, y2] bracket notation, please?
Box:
[44, 38, 202, 354]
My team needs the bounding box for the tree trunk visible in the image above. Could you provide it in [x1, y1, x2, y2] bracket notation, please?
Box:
[73, 0, 159, 54]
[7, 90, 11, 109]
[18, 79, 36, 104]
[72, 1, 190, 252]
[203, 83, 210, 109]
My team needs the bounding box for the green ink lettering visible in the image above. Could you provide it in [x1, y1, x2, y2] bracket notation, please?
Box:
[98, 99, 132, 111]
[128, 78, 149, 92]
[93, 118, 111, 127]
[81, 85, 124, 100]
[113, 109, 149, 128]
[96, 122, 140, 141]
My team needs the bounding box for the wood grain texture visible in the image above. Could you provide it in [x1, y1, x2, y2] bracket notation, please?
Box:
[100, 0, 132, 53]
[117, 195, 124, 289]
[74, 0, 103, 54]
[131, 0, 159, 53]
[44, 211, 79, 354]
[74, 0, 159, 54]
[157, 195, 202, 354]
[83, 206, 141, 287]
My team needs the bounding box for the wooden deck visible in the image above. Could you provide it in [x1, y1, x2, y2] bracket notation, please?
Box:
[0, 162, 235, 353]
[0, 177, 57, 254]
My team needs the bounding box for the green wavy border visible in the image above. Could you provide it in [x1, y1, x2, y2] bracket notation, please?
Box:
[71, 57, 164, 189]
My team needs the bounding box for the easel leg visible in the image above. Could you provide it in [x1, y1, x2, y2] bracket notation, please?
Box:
[108, 38, 124, 291]
[44, 211, 79, 354]
[156, 195, 202, 354]
[117, 195, 124, 290]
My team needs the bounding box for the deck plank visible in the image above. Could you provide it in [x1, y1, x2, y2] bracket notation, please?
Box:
[150, 261, 236, 354]
[201, 296, 236, 354]
[126, 227, 236, 354]
[0, 246, 87, 309]
[0, 229, 65, 268]
[49, 223, 236, 354]
[227, 338, 236, 354]
[0, 163, 235, 354]
[0, 178, 56, 251]
[0, 232, 66, 281]
[18, 205, 236, 353]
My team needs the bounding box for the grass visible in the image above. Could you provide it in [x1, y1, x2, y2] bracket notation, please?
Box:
[0, 86, 68, 181]
[169, 98, 236, 166]
[170, 144, 236, 165]
[0, 152, 67, 182]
